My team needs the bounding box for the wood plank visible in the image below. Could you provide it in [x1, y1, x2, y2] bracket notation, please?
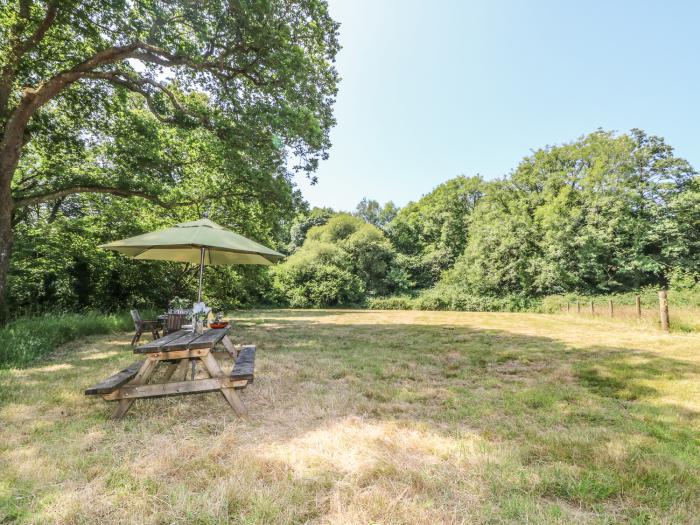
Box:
[159, 331, 201, 351]
[212, 348, 233, 358]
[200, 352, 248, 418]
[135, 329, 191, 353]
[103, 377, 248, 400]
[194, 328, 230, 345]
[221, 335, 237, 357]
[145, 348, 210, 361]
[110, 357, 159, 419]
[231, 345, 255, 382]
[85, 360, 144, 395]
[219, 384, 249, 417]
[161, 328, 229, 351]
[161, 362, 179, 382]
[174, 358, 190, 381]
[200, 352, 227, 379]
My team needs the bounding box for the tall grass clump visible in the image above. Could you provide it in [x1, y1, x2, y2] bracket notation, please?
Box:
[367, 288, 541, 312]
[0, 312, 134, 369]
[366, 295, 417, 310]
[414, 287, 540, 312]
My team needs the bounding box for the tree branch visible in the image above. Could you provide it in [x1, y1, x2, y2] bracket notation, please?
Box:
[47, 196, 64, 223]
[14, 183, 279, 210]
[0, 43, 143, 186]
[83, 70, 216, 129]
[18, 2, 59, 58]
[129, 43, 266, 86]
[13, 185, 183, 208]
[2, 38, 265, 188]
[0, 1, 59, 116]
[82, 71, 181, 125]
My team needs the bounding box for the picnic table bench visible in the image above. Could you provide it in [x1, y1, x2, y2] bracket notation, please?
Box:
[85, 328, 256, 420]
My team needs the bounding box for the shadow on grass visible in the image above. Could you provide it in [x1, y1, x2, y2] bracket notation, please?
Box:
[227, 312, 700, 515]
[1, 311, 699, 522]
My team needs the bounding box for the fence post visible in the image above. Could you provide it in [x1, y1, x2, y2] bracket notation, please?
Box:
[590, 301, 594, 315]
[576, 301, 580, 314]
[609, 299, 613, 318]
[566, 302, 570, 313]
[636, 295, 641, 320]
[659, 289, 670, 332]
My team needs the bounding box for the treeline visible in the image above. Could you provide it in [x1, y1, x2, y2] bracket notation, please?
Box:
[6, 129, 700, 316]
[272, 129, 700, 309]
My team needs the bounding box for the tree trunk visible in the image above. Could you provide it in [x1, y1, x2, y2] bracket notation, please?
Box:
[0, 185, 13, 326]
[0, 91, 30, 326]
[0, 121, 20, 324]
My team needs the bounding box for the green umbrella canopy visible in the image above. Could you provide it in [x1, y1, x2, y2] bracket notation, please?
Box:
[99, 219, 285, 266]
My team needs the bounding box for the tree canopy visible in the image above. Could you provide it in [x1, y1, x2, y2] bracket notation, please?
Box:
[354, 198, 398, 228]
[385, 175, 485, 287]
[271, 130, 700, 310]
[442, 130, 699, 297]
[0, 0, 340, 322]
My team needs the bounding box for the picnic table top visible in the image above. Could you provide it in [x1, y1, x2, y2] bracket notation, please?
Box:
[136, 327, 230, 354]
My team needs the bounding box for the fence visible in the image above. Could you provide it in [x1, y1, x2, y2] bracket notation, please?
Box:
[559, 290, 696, 332]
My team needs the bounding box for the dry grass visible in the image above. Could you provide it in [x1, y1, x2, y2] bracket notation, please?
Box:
[1, 310, 700, 524]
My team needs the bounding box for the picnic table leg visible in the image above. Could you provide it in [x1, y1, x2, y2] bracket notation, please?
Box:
[161, 361, 179, 381]
[221, 335, 238, 358]
[110, 357, 159, 420]
[200, 351, 248, 418]
[171, 359, 189, 381]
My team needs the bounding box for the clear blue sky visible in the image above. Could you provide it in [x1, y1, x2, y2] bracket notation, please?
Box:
[296, 0, 700, 211]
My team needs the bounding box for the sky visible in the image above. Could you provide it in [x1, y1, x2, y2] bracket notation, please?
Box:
[296, 0, 700, 211]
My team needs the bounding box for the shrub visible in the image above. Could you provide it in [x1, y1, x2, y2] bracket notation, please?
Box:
[415, 286, 540, 312]
[273, 213, 405, 306]
[366, 288, 541, 312]
[540, 285, 700, 314]
[367, 296, 416, 310]
[344, 225, 397, 296]
[287, 265, 365, 308]
[272, 244, 365, 307]
[307, 214, 364, 243]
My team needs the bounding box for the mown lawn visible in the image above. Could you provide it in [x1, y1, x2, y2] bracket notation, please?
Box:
[1, 310, 699, 524]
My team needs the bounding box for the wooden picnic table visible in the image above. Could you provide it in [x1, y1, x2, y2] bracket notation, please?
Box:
[85, 328, 256, 420]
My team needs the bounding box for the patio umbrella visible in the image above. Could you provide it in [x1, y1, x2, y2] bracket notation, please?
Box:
[99, 218, 284, 302]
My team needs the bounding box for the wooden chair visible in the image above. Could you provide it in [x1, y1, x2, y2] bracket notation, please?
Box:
[163, 312, 188, 335]
[130, 309, 161, 346]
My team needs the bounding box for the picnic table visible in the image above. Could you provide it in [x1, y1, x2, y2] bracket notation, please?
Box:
[85, 328, 256, 420]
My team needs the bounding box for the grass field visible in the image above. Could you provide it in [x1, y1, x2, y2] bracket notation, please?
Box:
[1, 310, 699, 524]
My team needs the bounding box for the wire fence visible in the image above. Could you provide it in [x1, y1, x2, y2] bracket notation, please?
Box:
[557, 291, 699, 333]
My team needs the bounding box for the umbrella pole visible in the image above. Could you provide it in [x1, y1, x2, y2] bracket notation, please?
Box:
[197, 246, 205, 303]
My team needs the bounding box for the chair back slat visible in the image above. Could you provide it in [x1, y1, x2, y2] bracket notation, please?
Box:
[130, 309, 142, 328]
[165, 313, 187, 334]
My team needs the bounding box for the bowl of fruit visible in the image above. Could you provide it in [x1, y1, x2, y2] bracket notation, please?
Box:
[209, 313, 229, 330]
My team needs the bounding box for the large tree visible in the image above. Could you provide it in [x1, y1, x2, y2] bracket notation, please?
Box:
[386, 175, 484, 287]
[8, 105, 303, 314]
[0, 0, 339, 322]
[444, 130, 698, 296]
[354, 197, 397, 228]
